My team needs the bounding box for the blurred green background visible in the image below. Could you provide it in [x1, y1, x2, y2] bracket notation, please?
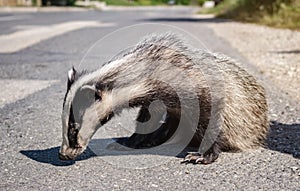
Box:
[203, 0, 300, 29]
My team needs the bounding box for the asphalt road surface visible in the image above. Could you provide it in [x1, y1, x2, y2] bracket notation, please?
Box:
[0, 7, 299, 190]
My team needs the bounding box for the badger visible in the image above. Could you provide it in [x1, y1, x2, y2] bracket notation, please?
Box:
[59, 33, 269, 164]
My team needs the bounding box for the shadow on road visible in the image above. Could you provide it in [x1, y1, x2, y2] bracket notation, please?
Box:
[20, 138, 192, 167]
[267, 121, 300, 159]
[20, 146, 97, 166]
[20, 121, 300, 166]
[269, 49, 300, 54]
[140, 17, 228, 23]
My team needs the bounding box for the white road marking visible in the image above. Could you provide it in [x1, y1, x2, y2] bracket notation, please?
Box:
[0, 79, 58, 108]
[0, 15, 32, 22]
[0, 21, 115, 53]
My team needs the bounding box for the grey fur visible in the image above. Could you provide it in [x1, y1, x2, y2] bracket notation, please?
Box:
[59, 33, 269, 163]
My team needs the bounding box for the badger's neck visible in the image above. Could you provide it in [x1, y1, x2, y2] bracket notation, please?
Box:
[81, 55, 151, 121]
[110, 82, 149, 106]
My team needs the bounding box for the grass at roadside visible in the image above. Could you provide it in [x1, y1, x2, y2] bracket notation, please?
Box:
[199, 0, 300, 30]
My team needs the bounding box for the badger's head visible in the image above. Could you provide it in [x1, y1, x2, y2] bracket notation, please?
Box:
[59, 67, 114, 160]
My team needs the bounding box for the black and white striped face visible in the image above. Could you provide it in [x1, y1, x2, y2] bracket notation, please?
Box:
[59, 67, 105, 160]
[58, 64, 148, 160]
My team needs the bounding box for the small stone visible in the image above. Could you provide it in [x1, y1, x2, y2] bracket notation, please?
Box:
[291, 166, 298, 172]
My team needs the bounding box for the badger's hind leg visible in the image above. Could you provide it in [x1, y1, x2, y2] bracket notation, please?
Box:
[182, 143, 220, 164]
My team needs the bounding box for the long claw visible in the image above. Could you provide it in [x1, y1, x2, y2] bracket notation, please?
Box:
[182, 151, 218, 165]
[195, 157, 205, 164]
[181, 158, 191, 164]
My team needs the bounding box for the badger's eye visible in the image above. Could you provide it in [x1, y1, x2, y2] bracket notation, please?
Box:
[95, 93, 101, 101]
[95, 92, 102, 101]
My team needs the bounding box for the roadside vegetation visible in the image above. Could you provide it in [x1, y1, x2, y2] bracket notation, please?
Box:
[200, 0, 300, 30]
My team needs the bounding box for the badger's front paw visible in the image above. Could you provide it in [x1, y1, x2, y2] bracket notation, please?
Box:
[182, 152, 219, 164]
[59, 143, 87, 161]
[59, 146, 85, 160]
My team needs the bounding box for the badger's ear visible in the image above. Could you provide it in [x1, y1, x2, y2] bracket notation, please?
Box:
[80, 84, 96, 91]
[81, 84, 102, 101]
[67, 67, 76, 90]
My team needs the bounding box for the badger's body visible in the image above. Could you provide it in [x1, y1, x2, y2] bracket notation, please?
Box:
[59, 33, 268, 164]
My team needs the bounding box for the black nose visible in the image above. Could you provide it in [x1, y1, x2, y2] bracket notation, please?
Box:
[59, 153, 72, 160]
